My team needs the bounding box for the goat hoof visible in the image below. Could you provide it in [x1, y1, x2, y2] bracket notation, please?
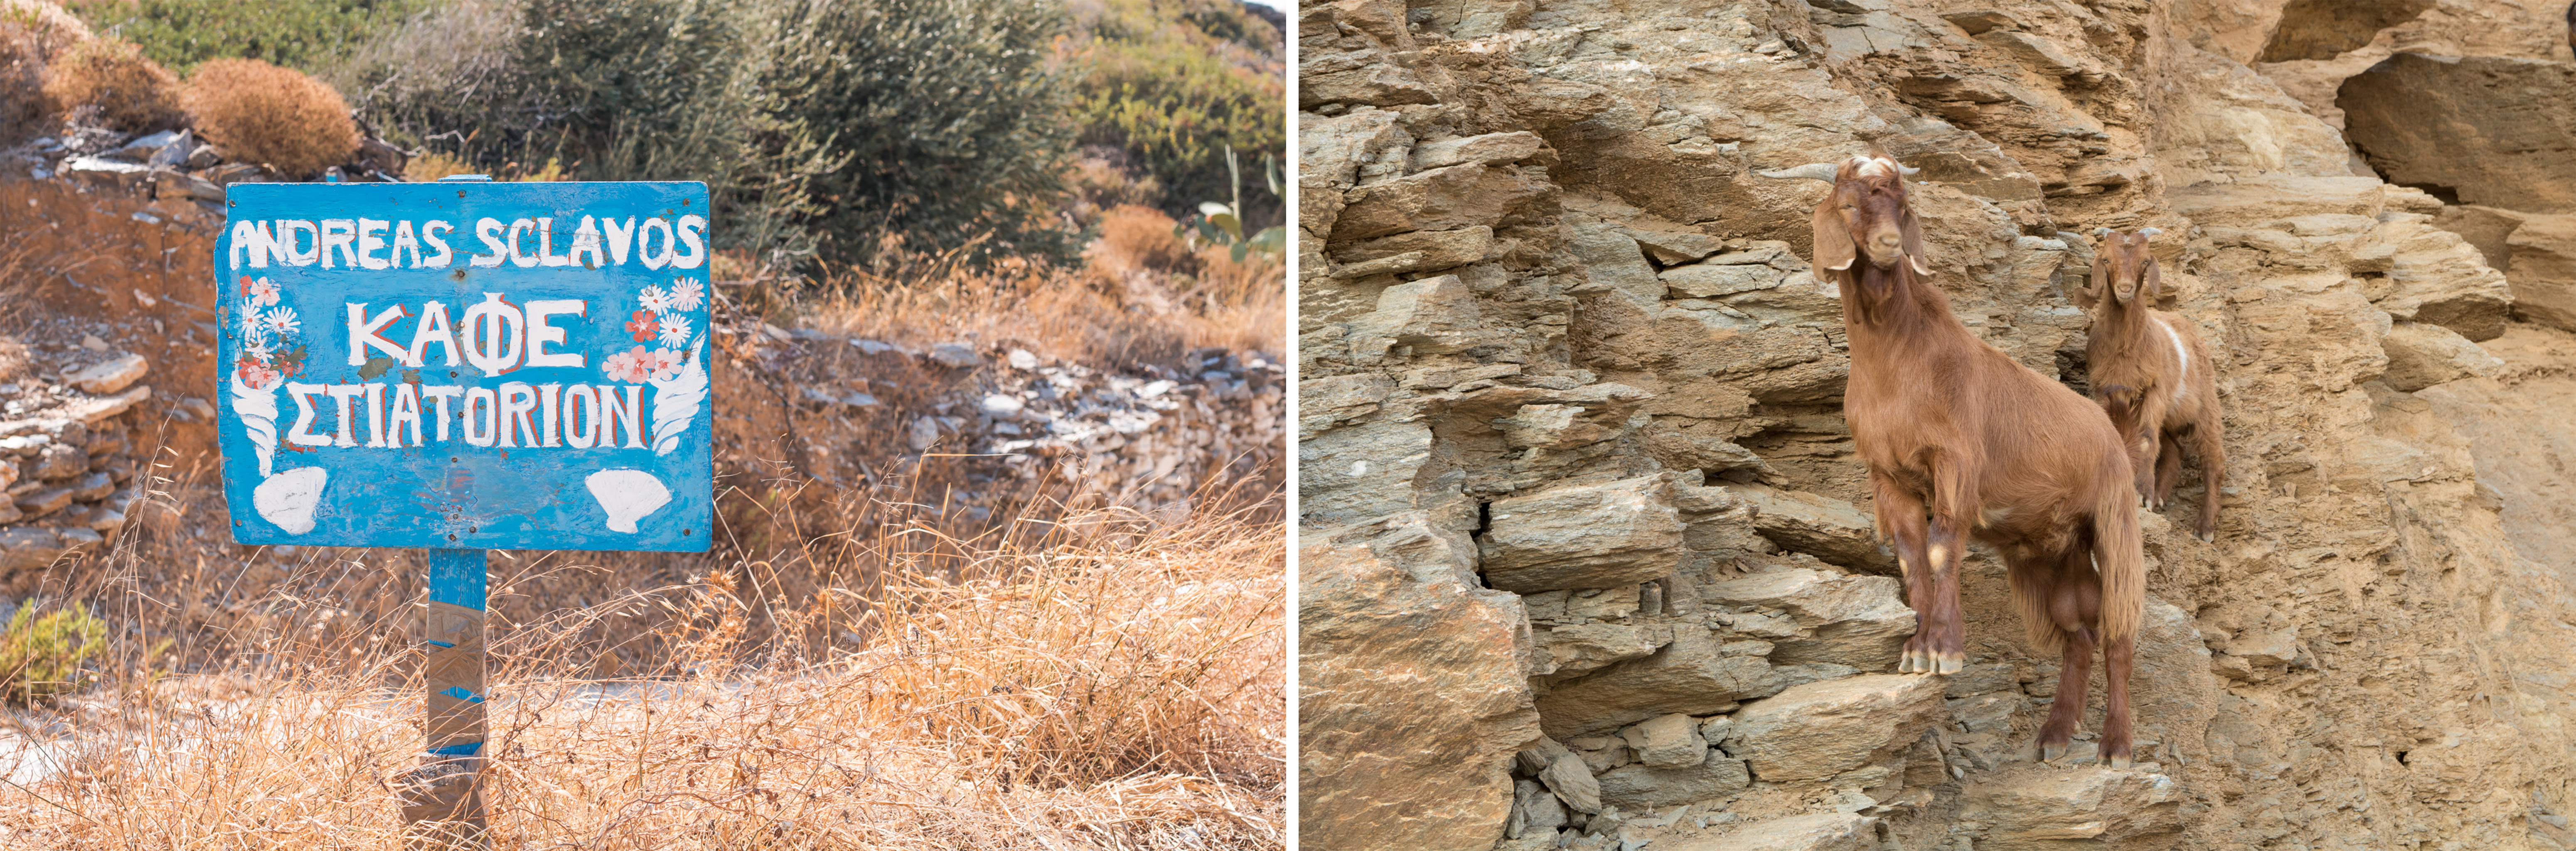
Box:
[2040, 742, 2067, 763]
[2196, 529, 2215, 544]
[2109, 754, 2133, 770]
[1898, 649, 1924, 674]
[1936, 652, 1964, 675]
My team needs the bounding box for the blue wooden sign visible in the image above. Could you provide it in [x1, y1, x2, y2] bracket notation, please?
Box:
[214, 181, 715, 552]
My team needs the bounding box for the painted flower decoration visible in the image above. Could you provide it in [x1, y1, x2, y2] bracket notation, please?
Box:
[234, 276, 297, 390]
[667, 280, 704, 312]
[606, 277, 703, 385]
[656, 315, 692, 350]
[238, 361, 280, 390]
[603, 347, 654, 383]
[241, 276, 280, 307]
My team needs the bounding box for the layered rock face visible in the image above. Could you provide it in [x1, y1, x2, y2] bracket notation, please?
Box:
[1297, 1, 2576, 849]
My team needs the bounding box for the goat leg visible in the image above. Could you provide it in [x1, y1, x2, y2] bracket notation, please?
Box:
[2037, 563, 2103, 763]
[2153, 431, 2185, 512]
[2131, 429, 2158, 509]
[2103, 628, 2136, 770]
[1923, 515, 1970, 675]
[1872, 476, 1937, 674]
[2192, 421, 2225, 543]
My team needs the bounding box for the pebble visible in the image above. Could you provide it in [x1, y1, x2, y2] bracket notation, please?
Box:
[929, 342, 979, 368]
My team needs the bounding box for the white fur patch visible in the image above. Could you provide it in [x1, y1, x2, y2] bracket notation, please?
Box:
[2154, 317, 2190, 403]
[1852, 155, 1894, 178]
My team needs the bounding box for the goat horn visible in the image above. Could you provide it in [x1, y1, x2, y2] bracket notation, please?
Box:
[2139, 226, 2163, 238]
[1896, 162, 1921, 176]
[2092, 227, 2113, 238]
[1757, 163, 1842, 183]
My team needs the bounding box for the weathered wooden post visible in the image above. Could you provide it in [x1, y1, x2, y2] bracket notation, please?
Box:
[404, 548, 490, 843]
[214, 176, 716, 846]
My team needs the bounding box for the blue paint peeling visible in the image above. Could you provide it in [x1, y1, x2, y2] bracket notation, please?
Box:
[440, 687, 485, 703]
[427, 742, 485, 757]
[428, 548, 489, 611]
[216, 182, 714, 552]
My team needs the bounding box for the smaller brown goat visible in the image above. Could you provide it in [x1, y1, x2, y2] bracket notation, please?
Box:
[2073, 228, 2224, 542]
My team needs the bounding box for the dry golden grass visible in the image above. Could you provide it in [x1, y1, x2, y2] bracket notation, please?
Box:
[184, 57, 357, 179]
[1089, 204, 1201, 282]
[40, 35, 177, 132]
[0, 494, 1283, 849]
[791, 231, 1284, 365]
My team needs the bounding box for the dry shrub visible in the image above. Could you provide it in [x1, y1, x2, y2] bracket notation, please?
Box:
[1087, 203, 1198, 281]
[39, 37, 178, 132]
[0, 0, 84, 141]
[184, 57, 357, 179]
[0, 20, 44, 145]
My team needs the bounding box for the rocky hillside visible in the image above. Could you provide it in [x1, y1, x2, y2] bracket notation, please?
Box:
[1297, 0, 2576, 849]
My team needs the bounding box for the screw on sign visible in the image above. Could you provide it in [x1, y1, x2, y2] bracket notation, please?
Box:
[216, 175, 715, 846]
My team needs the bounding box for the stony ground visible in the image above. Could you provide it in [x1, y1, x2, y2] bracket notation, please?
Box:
[1299, 0, 2576, 849]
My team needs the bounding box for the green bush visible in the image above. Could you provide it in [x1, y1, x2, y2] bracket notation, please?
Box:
[0, 602, 105, 706]
[60, 0, 427, 74]
[760, 0, 1073, 265]
[1069, 0, 1282, 233]
[342, 0, 1068, 270]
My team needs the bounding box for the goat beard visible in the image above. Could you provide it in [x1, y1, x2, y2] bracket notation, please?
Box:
[1840, 259, 1909, 324]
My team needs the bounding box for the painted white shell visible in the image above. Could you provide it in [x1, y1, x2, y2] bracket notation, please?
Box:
[253, 467, 328, 535]
[587, 468, 672, 533]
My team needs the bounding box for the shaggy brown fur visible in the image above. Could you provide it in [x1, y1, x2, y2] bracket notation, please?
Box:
[2074, 228, 2225, 542]
[1764, 154, 2147, 767]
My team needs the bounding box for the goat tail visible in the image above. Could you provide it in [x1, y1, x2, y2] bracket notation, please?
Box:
[2092, 488, 2146, 646]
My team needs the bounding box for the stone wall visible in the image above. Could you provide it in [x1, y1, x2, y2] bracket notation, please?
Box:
[0, 344, 154, 570]
[1298, 0, 2576, 849]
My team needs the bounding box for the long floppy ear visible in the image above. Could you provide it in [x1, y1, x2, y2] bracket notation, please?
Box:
[2146, 257, 2179, 309]
[1899, 205, 1934, 277]
[1812, 201, 1856, 272]
[2070, 261, 2102, 309]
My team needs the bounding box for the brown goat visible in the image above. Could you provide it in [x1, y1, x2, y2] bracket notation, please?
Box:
[2073, 228, 2225, 542]
[1761, 155, 2146, 767]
